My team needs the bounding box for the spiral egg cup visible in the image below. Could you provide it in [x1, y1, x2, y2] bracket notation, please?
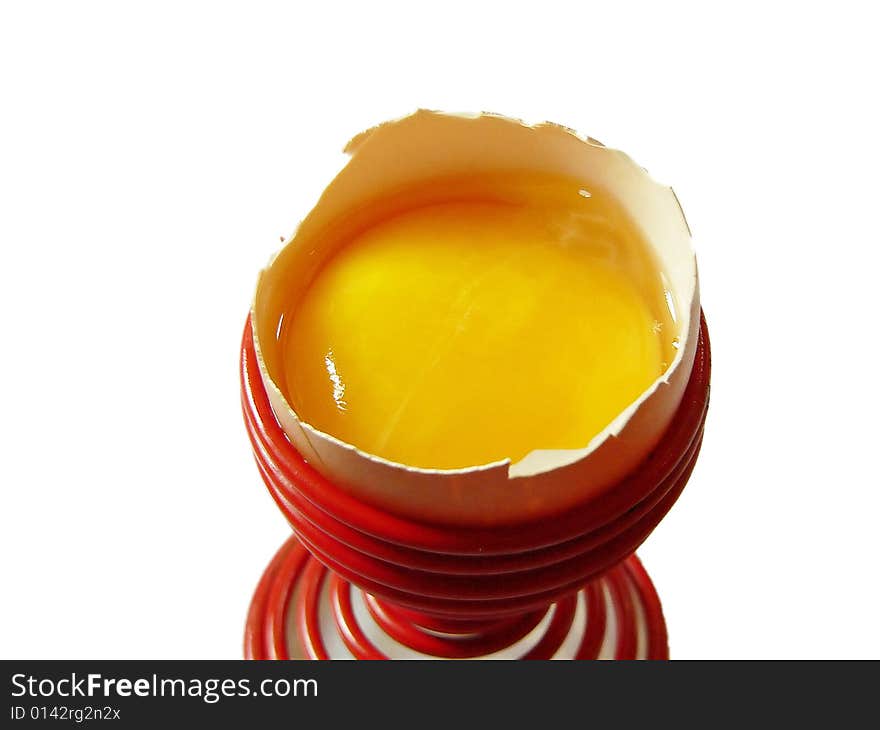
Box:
[241, 313, 711, 659]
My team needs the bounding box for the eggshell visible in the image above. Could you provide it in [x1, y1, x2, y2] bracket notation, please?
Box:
[251, 110, 699, 526]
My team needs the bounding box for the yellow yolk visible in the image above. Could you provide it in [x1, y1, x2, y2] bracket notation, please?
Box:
[280, 176, 676, 470]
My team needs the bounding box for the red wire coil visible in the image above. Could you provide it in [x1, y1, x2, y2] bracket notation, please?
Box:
[242, 312, 711, 658]
[245, 535, 669, 660]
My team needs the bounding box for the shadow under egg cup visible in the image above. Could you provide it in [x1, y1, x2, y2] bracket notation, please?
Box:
[241, 313, 711, 659]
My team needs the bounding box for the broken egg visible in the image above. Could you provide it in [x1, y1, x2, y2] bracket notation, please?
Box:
[251, 110, 699, 526]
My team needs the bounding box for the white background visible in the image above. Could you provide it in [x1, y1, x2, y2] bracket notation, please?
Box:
[1, 1, 878, 659]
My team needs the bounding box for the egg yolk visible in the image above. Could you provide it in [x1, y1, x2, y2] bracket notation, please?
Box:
[279, 175, 676, 470]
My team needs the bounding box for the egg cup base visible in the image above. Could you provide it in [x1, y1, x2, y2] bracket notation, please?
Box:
[244, 534, 668, 660]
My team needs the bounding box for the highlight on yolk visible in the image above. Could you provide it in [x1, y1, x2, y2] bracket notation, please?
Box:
[278, 173, 678, 470]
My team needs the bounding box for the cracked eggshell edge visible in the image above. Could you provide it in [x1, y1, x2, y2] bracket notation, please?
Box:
[251, 109, 699, 526]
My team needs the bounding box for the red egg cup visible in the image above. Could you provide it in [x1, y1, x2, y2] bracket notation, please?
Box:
[241, 313, 711, 659]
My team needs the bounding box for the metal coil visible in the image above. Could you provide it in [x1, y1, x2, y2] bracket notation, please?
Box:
[246, 536, 669, 659]
[241, 312, 710, 658]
